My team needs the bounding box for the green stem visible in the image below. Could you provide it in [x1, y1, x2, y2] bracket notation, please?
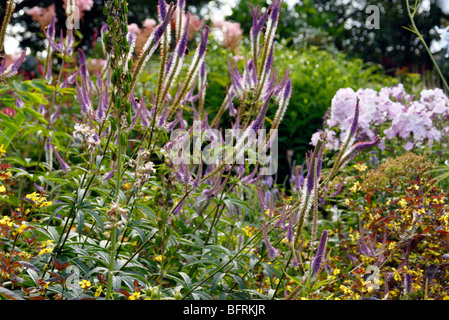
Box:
[405, 0, 449, 93]
[105, 116, 123, 300]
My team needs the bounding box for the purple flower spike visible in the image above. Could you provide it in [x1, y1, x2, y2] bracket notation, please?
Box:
[348, 98, 360, 140]
[262, 221, 279, 259]
[250, 4, 268, 38]
[158, 0, 168, 22]
[177, 0, 185, 10]
[342, 135, 381, 166]
[175, 13, 190, 57]
[47, 14, 56, 39]
[198, 25, 210, 57]
[269, 0, 282, 22]
[51, 145, 71, 173]
[0, 51, 26, 79]
[252, 91, 273, 133]
[312, 229, 328, 275]
[294, 165, 304, 193]
[283, 78, 292, 101]
[256, 181, 268, 211]
[131, 96, 150, 128]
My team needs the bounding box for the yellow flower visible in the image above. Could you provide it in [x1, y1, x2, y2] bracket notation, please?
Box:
[354, 163, 368, 172]
[349, 181, 361, 193]
[242, 225, 256, 237]
[79, 279, 92, 289]
[333, 268, 341, 275]
[387, 241, 396, 251]
[0, 144, 6, 154]
[129, 291, 141, 300]
[0, 216, 13, 226]
[0, 185, 5, 193]
[392, 268, 401, 282]
[38, 247, 54, 255]
[0, 171, 12, 180]
[339, 285, 352, 295]
[95, 286, 103, 297]
[25, 192, 52, 208]
[155, 255, 164, 263]
[41, 240, 54, 248]
[398, 199, 407, 207]
[443, 295, 449, 300]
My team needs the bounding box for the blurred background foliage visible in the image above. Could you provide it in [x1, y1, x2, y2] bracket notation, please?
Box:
[3, 0, 449, 183]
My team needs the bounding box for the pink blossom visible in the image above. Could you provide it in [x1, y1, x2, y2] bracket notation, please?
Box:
[313, 84, 449, 152]
[26, 4, 55, 29]
[128, 23, 140, 35]
[75, 0, 94, 12]
[143, 18, 156, 29]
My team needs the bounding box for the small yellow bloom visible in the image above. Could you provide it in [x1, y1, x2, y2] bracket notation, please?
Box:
[79, 279, 92, 289]
[38, 247, 54, 255]
[0, 185, 6, 193]
[392, 268, 401, 282]
[0, 144, 6, 154]
[129, 291, 141, 300]
[349, 181, 361, 193]
[398, 199, 407, 207]
[333, 268, 341, 275]
[354, 163, 368, 172]
[95, 285, 103, 297]
[41, 240, 54, 248]
[0, 216, 13, 226]
[242, 225, 256, 237]
[155, 255, 165, 263]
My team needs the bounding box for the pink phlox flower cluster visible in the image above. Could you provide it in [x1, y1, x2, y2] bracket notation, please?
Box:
[312, 84, 449, 151]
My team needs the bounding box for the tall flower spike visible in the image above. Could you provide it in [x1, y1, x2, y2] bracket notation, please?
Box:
[175, 0, 186, 41]
[249, 4, 268, 59]
[258, 0, 282, 80]
[340, 135, 381, 170]
[312, 230, 328, 276]
[167, 25, 210, 120]
[256, 181, 268, 212]
[262, 221, 279, 259]
[131, 3, 175, 93]
[51, 145, 70, 173]
[158, 0, 168, 22]
[161, 13, 190, 105]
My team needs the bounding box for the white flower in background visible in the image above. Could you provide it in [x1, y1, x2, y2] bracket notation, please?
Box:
[435, 26, 449, 58]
